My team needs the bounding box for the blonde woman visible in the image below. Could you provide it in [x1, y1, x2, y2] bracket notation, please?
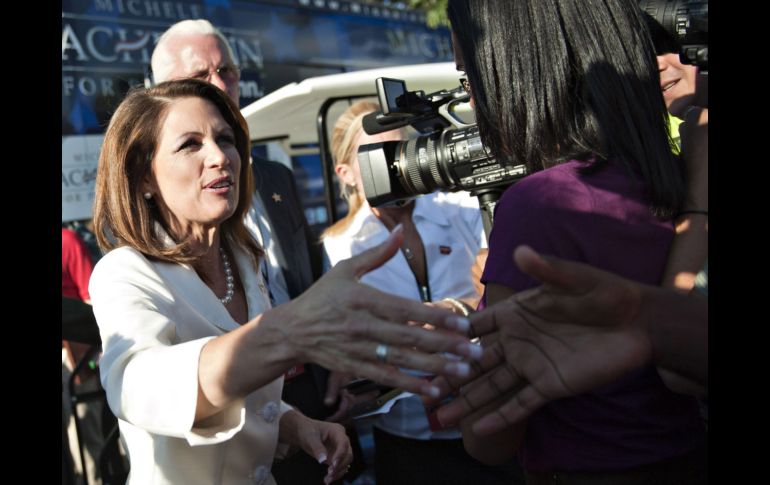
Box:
[321, 100, 521, 485]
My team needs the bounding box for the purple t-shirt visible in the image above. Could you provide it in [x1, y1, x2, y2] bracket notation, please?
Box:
[481, 160, 706, 473]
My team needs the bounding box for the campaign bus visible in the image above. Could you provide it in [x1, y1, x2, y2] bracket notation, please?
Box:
[62, 0, 453, 234]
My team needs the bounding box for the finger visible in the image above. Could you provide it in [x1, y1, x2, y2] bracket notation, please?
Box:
[346, 317, 482, 361]
[421, 342, 502, 406]
[358, 345, 471, 378]
[513, 245, 582, 290]
[343, 341, 474, 381]
[352, 285, 474, 336]
[472, 384, 547, 435]
[324, 443, 353, 484]
[514, 245, 617, 295]
[308, 348, 431, 395]
[513, 248, 643, 326]
[512, 246, 606, 318]
[302, 429, 329, 467]
[433, 341, 512, 414]
[421, 375, 455, 406]
[325, 390, 354, 423]
[325, 424, 352, 479]
[324, 372, 349, 407]
[337, 223, 404, 279]
[437, 355, 522, 426]
[465, 302, 509, 339]
[422, 344, 505, 406]
[331, 358, 441, 398]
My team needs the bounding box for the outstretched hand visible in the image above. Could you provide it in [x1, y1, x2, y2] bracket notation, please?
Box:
[272, 224, 480, 399]
[425, 246, 653, 435]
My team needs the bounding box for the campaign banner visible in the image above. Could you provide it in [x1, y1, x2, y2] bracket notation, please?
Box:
[62, 0, 452, 134]
[61, 0, 452, 222]
[62, 134, 103, 222]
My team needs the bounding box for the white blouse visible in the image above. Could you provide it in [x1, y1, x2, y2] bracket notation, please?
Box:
[323, 190, 485, 440]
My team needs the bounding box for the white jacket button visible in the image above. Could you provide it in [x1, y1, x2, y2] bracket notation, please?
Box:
[253, 465, 269, 485]
[261, 401, 279, 423]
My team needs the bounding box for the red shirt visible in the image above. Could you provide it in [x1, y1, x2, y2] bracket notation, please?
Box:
[62, 228, 94, 301]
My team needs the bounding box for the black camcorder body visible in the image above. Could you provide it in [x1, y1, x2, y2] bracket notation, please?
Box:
[639, 0, 708, 71]
[358, 77, 527, 209]
[356, 1, 706, 215]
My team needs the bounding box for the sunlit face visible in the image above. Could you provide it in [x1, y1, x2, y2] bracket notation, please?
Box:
[144, 97, 241, 239]
[164, 34, 240, 103]
[658, 53, 699, 118]
[336, 128, 405, 193]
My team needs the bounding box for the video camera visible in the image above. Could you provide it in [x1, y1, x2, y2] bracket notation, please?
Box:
[639, 0, 708, 71]
[357, 77, 527, 234]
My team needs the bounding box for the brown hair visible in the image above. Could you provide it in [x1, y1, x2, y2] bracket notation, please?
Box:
[322, 100, 383, 239]
[93, 78, 262, 269]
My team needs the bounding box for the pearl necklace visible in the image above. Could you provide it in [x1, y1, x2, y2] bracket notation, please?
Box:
[218, 247, 235, 305]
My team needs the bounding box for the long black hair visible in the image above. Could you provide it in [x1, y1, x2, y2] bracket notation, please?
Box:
[447, 0, 685, 217]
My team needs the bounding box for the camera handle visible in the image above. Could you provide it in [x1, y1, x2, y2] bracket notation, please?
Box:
[471, 188, 503, 243]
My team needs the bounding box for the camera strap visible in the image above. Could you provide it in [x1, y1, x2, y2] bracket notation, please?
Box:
[418, 284, 431, 303]
[405, 245, 430, 302]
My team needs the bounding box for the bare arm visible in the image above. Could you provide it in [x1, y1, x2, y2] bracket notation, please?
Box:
[662, 107, 708, 291]
[658, 107, 708, 393]
[195, 225, 483, 422]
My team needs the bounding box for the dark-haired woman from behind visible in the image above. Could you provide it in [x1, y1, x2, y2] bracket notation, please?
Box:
[446, 0, 707, 483]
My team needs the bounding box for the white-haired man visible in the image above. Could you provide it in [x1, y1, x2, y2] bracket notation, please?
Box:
[151, 19, 343, 485]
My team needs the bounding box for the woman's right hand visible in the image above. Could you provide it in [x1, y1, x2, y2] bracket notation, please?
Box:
[265, 224, 481, 398]
[196, 225, 480, 421]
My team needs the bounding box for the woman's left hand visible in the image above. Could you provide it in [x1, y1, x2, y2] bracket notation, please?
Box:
[279, 409, 353, 484]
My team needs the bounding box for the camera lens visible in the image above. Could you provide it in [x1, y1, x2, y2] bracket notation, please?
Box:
[358, 124, 527, 207]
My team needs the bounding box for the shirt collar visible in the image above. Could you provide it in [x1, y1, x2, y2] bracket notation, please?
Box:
[412, 193, 451, 227]
[345, 193, 452, 242]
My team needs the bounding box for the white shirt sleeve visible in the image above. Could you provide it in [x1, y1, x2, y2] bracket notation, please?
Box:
[90, 249, 247, 446]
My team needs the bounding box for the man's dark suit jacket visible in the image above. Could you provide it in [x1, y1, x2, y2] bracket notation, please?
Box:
[251, 157, 322, 301]
[250, 158, 334, 418]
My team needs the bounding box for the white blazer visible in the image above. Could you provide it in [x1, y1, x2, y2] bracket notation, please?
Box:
[90, 243, 291, 485]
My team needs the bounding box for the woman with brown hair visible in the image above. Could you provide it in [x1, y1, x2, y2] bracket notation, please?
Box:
[89, 79, 481, 485]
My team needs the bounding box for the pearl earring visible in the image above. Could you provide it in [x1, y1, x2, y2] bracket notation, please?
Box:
[143, 192, 152, 200]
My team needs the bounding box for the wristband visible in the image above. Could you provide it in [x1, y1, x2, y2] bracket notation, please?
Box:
[441, 297, 473, 317]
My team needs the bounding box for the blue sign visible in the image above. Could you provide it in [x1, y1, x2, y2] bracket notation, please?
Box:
[62, 0, 453, 134]
[61, 0, 453, 227]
